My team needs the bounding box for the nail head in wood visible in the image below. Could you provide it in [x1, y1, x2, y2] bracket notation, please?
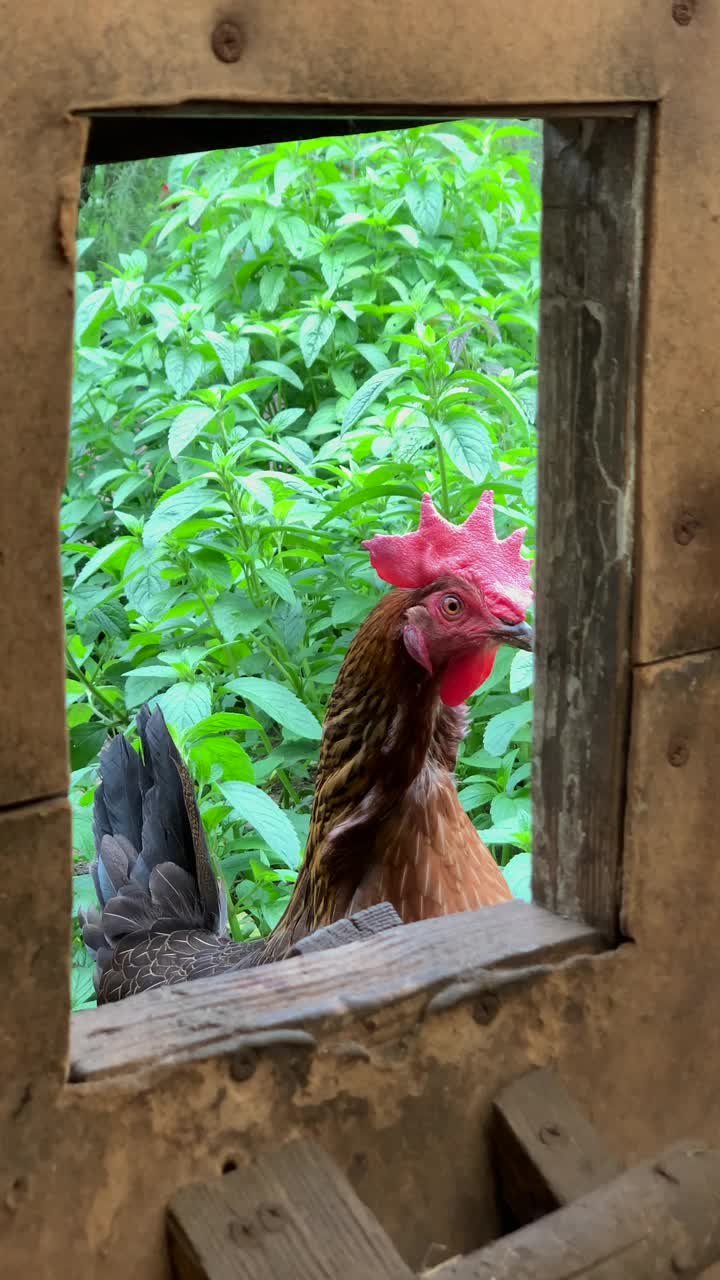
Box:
[668, 739, 690, 768]
[211, 20, 244, 63]
[672, 0, 694, 25]
[673, 511, 701, 544]
[230, 1048, 257, 1082]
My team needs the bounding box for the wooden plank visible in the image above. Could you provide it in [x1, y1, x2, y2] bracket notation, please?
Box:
[0, 799, 72, 1124]
[288, 903, 403, 956]
[69, 901, 602, 1081]
[492, 1067, 622, 1227]
[168, 1139, 413, 1280]
[427, 1142, 720, 1280]
[532, 113, 650, 940]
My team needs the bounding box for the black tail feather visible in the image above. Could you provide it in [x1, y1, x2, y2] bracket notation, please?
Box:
[79, 706, 229, 998]
[92, 727, 150, 857]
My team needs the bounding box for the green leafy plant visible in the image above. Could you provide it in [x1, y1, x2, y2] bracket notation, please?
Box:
[67, 120, 541, 1007]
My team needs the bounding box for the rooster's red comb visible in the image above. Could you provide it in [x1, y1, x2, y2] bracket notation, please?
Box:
[362, 492, 533, 614]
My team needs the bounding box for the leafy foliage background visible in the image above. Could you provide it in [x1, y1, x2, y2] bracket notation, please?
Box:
[67, 121, 541, 1008]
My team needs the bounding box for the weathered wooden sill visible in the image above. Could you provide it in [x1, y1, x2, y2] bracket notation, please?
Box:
[69, 901, 604, 1083]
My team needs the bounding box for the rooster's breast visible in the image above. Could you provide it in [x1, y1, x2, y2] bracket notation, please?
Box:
[347, 764, 512, 923]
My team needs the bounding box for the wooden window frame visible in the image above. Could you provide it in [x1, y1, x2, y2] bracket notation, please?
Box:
[61, 104, 648, 1082]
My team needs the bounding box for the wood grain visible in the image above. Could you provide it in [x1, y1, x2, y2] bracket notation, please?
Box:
[70, 901, 602, 1081]
[492, 1067, 622, 1228]
[532, 113, 650, 940]
[428, 1143, 720, 1280]
[168, 1140, 413, 1280]
[287, 902, 403, 956]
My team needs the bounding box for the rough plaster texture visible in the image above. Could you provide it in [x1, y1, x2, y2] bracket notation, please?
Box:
[0, 0, 719, 1274]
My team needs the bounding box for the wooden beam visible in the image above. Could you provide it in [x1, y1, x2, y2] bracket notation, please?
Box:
[427, 1142, 720, 1280]
[532, 112, 650, 939]
[492, 1067, 622, 1228]
[287, 902, 403, 956]
[168, 1140, 413, 1280]
[69, 901, 602, 1082]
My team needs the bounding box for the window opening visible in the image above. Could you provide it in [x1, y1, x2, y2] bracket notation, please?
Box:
[65, 119, 541, 1011]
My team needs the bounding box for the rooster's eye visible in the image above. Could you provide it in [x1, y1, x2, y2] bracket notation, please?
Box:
[441, 593, 463, 618]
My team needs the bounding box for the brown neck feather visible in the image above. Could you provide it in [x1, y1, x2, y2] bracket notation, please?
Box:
[267, 588, 469, 953]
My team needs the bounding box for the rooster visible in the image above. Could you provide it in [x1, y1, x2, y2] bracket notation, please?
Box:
[80, 491, 533, 1001]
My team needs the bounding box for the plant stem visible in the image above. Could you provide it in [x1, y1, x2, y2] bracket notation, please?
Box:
[66, 650, 121, 723]
[253, 637, 305, 699]
[256, 725, 300, 806]
[431, 424, 450, 517]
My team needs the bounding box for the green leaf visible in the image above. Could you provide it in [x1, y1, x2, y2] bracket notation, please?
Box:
[279, 216, 315, 260]
[509, 650, 534, 693]
[331, 367, 357, 399]
[213, 594, 268, 642]
[72, 958, 97, 1011]
[186, 713, 263, 741]
[205, 332, 250, 382]
[331, 591, 369, 626]
[405, 179, 444, 236]
[262, 894, 293, 931]
[86, 601, 128, 640]
[341, 366, 405, 432]
[71, 804, 96, 859]
[143, 484, 214, 545]
[123, 552, 173, 616]
[219, 781, 301, 868]
[156, 681, 212, 731]
[72, 872, 98, 916]
[125, 664, 177, 708]
[507, 762, 532, 794]
[503, 852, 532, 903]
[434, 415, 494, 483]
[522, 468, 537, 507]
[70, 722, 108, 771]
[74, 536, 135, 587]
[447, 259, 481, 291]
[236, 474, 274, 514]
[222, 375, 278, 402]
[259, 266, 286, 311]
[318, 481, 419, 524]
[254, 741, 310, 783]
[168, 405, 216, 458]
[483, 701, 534, 756]
[299, 314, 336, 369]
[225, 677, 322, 740]
[465, 371, 530, 435]
[256, 359, 304, 391]
[257, 566, 297, 605]
[478, 209, 498, 251]
[457, 781, 497, 813]
[165, 349, 203, 397]
[189, 736, 255, 782]
[75, 288, 111, 341]
[491, 795, 529, 826]
[393, 224, 420, 248]
[271, 407, 305, 432]
[430, 131, 479, 171]
[355, 343, 390, 372]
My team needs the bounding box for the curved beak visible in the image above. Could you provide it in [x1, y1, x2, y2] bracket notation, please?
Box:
[496, 620, 534, 652]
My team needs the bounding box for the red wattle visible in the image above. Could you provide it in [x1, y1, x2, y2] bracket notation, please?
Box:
[439, 649, 496, 707]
